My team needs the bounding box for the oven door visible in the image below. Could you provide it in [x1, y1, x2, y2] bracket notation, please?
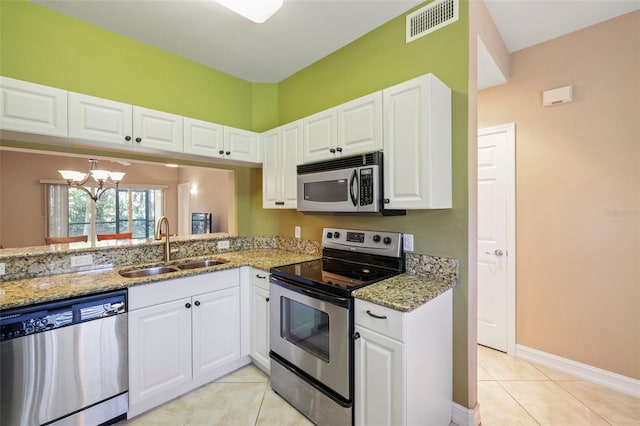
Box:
[269, 275, 351, 399]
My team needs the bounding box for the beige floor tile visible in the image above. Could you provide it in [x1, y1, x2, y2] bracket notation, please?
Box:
[478, 364, 494, 381]
[477, 381, 538, 425]
[500, 380, 609, 425]
[478, 346, 548, 381]
[185, 382, 266, 425]
[557, 380, 640, 425]
[215, 364, 269, 383]
[255, 384, 314, 426]
[531, 363, 578, 381]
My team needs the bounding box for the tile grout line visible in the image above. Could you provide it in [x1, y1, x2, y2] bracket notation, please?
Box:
[494, 379, 542, 426]
[253, 380, 270, 426]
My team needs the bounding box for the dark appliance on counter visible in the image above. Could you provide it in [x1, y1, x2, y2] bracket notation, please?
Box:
[191, 212, 212, 234]
[0, 290, 128, 426]
[269, 227, 404, 426]
[296, 152, 406, 216]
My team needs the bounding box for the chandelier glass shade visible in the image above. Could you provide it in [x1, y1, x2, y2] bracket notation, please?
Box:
[213, 0, 283, 23]
[59, 159, 125, 202]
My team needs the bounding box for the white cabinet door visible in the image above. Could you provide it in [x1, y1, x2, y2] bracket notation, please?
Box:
[262, 120, 302, 209]
[262, 129, 281, 208]
[250, 272, 270, 372]
[337, 92, 383, 155]
[183, 117, 224, 157]
[354, 325, 404, 426]
[68, 92, 133, 146]
[0, 76, 67, 137]
[383, 74, 451, 209]
[303, 108, 337, 163]
[133, 106, 184, 153]
[192, 287, 240, 378]
[129, 297, 193, 406]
[223, 126, 260, 163]
[281, 121, 303, 208]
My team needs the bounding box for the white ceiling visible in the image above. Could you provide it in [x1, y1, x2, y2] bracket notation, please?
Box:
[33, 0, 640, 84]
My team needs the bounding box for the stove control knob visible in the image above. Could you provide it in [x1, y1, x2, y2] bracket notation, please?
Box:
[383, 236, 392, 245]
[333, 232, 340, 238]
[372, 235, 381, 243]
[326, 232, 333, 239]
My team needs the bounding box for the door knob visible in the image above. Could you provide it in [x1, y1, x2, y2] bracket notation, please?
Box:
[484, 249, 504, 256]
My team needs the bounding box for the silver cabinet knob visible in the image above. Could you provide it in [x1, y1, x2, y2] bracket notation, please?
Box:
[484, 249, 504, 256]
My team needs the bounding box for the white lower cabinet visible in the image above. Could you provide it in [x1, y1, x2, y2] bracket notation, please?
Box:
[249, 268, 270, 372]
[354, 290, 453, 426]
[128, 269, 244, 419]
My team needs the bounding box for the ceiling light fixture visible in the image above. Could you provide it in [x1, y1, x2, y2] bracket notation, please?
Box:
[213, 0, 283, 23]
[59, 159, 125, 202]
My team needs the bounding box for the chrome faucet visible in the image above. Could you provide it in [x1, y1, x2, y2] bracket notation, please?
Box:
[155, 216, 171, 263]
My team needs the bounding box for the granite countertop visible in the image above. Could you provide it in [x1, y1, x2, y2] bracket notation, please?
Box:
[0, 249, 319, 310]
[0, 247, 456, 312]
[352, 273, 454, 312]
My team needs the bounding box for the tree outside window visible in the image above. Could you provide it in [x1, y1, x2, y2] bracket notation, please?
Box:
[49, 185, 163, 240]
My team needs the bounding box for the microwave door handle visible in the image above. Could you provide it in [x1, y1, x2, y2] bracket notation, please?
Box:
[349, 170, 358, 207]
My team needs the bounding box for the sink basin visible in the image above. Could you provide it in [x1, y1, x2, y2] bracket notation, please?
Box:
[119, 265, 180, 278]
[176, 259, 229, 270]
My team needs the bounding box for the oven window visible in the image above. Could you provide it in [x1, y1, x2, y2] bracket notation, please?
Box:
[303, 180, 347, 203]
[281, 298, 330, 363]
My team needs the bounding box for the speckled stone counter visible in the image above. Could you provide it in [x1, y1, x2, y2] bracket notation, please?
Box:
[353, 252, 458, 312]
[0, 249, 319, 310]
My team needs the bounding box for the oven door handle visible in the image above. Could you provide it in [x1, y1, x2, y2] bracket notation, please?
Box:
[270, 275, 350, 308]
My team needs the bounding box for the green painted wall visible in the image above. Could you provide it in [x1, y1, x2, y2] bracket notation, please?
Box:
[1, 0, 471, 408]
[0, 0, 255, 129]
[253, 1, 471, 406]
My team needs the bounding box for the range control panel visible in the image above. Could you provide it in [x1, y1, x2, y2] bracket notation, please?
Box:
[322, 227, 402, 258]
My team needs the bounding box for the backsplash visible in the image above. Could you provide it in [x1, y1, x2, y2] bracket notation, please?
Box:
[1, 235, 293, 281]
[0, 235, 456, 284]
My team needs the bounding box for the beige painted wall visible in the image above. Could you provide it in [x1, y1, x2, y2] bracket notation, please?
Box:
[478, 11, 640, 379]
[0, 150, 183, 248]
[177, 167, 235, 233]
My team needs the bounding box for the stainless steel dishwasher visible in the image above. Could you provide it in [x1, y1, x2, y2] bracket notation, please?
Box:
[0, 290, 128, 426]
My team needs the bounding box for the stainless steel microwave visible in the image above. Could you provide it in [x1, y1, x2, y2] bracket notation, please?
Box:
[296, 152, 405, 216]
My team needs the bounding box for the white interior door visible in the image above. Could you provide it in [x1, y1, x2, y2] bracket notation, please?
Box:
[477, 124, 515, 353]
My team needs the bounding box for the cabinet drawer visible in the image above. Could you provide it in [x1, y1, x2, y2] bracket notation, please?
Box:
[251, 268, 269, 290]
[354, 299, 404, 342]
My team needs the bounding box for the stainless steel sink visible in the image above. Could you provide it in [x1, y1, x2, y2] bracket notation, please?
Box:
[176, 259, 229, 270]
[119, 265, 180, 278]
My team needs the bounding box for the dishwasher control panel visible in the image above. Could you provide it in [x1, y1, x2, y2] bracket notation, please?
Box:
[0, 290, 126, 341]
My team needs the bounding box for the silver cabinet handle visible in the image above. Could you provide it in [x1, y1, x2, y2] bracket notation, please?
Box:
[484, 249, 504, 256]
[366, 310, 387, 319]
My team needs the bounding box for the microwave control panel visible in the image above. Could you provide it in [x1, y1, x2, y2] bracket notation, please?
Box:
[360, 168, 374, 206]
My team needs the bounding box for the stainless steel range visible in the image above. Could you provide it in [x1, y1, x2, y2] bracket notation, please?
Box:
[269, 228, 404, 425]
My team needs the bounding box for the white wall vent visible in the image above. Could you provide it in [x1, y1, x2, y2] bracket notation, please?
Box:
[406, 0, 459, 43]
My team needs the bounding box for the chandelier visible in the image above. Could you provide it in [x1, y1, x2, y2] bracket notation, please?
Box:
[58, 159, 125, 202]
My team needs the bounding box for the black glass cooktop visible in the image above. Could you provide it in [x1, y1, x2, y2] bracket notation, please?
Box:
[270, 257, 400, 296]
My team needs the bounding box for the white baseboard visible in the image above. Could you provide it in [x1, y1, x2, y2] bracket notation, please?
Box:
[451, 401, 481, 426]
[516, 344, 640, 398]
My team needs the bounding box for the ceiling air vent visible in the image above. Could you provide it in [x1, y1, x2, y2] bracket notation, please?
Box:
[406, 0, 459, 43]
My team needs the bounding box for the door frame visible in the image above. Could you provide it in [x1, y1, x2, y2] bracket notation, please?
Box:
[478, 123, 516, 355]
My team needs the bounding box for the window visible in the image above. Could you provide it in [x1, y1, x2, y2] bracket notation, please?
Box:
[48, 185, 164, 240]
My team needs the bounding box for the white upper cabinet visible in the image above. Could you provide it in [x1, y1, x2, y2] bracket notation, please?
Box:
[262, 120, 302, 209]
[302, 92, 383, 164]
[68, 92, 133, 146]
[0, 76, 67, 137]
[221, 126, 261, 163]
[302, 108, 337, 163]
[382, 73, 452, 209]
[337, 92, 383, 155]
[132, 106, 184, 153]
[183, 117, 224, 157]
